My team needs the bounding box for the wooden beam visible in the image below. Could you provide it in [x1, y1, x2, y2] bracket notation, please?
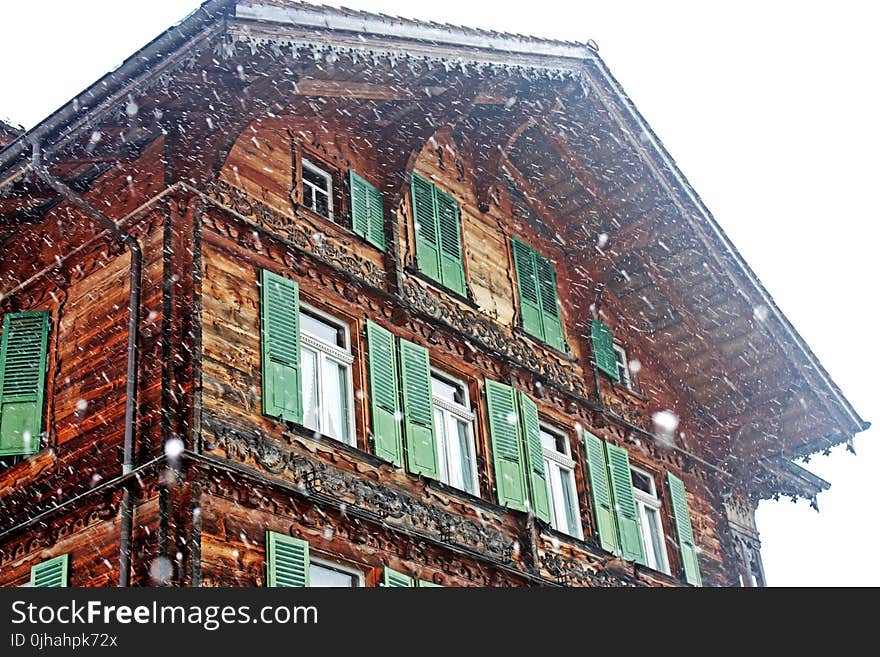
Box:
[293, 79, 417, 101]
[537, 124, 617, 220]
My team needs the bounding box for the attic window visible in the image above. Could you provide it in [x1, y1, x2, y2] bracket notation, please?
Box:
[301, 158, 333, 220]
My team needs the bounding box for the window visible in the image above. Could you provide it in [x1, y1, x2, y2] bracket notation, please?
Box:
[631, 468, 670, 574]
[301, 158, 333, 220]
[613, 343, 634, 390]
[431, 371, 478, 495]
[410, 173, 466, 296]
[484, 380, 551, 523]
[266, 532, 364, 588]
[310, 558, 363, 588]
[540, 426, 583, 539]
[511, 238, 565, 352]
[300, 306, 354, 445]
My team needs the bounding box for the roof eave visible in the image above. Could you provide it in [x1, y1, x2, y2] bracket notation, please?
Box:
[234, 1, 594, 61]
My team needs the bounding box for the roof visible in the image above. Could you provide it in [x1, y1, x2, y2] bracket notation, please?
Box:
[0, 119, 23, 148]
[0, 1, 869, 493]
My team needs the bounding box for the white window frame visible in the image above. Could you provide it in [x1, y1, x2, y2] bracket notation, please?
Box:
[430, 369, 479, 496]
[299, 303, 355, 446]
[613, 342, 633, 390]
[540, 424, 583, 540]
[309, 556, 364, 588]
[631, 466, 670, 575]
[301, 158, 334, 220]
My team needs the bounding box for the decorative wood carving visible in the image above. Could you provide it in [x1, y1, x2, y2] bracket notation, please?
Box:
[204, 179, 385, 288]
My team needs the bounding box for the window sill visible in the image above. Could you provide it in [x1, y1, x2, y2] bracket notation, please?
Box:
[539, 522, 605, 556]
[0, 446, 53, 478]
[283, 420, 389, 470]
[293, 204, 386, 255]
[513, 326, 575, 363]
[633, 562, 682, 586]
[608, 380, 648, 403]
[424, 478, 502, 515]
[403, 268, 478, 310]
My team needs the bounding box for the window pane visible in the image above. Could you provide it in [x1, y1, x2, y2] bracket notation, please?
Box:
[540, 429, 558, 452]
[314, 189, 330, 218]
[431, 376, 461, 404]
[301, 347, 319, 432]
[434, 407, 449, 482]
[322, 358, 349, 442]
[631, 470, 654, 495]
[645, 506, 666, 572]
[456, 418, 476, 495]
[302, 184, 315, 212]
[310, 563, 357, 587]
[302, 164, 329, 190]
[559, 468, 580, 536]
[301, 312, 342, 346]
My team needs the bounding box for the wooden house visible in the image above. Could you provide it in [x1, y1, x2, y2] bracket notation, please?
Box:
[0, 0, 868, 587]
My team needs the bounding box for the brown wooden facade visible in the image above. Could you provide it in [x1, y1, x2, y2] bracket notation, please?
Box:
[0, 1, 868, 588]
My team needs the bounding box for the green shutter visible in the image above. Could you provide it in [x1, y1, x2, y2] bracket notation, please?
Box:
[366, 321, 403, 466]
[417, 579, 443, 587]
[511, 239, 544, 341]
[485, 379, 528, 512]
[30, 554, 68, 587]
[266, 531, 309, 588]
[667, 473, 703, 586]
[349, 170, 386, 251]
[583, 430, 619, 555]
[349, 170, 370, 239]
[382, 568, 414, 587]
[605, 442, 645, 564]
[591, 319, 619, 382]
[535, 253, 565, 352]
[411, 174, 441, 282]
[398, 339, 438, 478]
[518, 391, 551, 524]
[0, 311, 49, 457]
[260, 270, 302, 423]
[435, 188, 466, 296]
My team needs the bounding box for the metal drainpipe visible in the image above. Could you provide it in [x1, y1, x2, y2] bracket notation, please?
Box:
[30, 142, 142, 587]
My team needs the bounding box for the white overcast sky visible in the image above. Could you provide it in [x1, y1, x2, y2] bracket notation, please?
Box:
[1, 1, 877, 585]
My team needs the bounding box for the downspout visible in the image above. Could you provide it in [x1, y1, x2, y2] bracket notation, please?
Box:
[30, 142, 142, 587]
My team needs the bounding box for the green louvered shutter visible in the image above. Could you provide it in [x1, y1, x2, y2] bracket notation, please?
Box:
[518, 391, 551, 523]
[411, 174, 441, 283]
[511, 239, 544, 341]
[605, 442, 645, 564]
[591, 319, 619, 382]
[485, 379, 528, 512]
[266, 531, 309, 588]
[535, 253, 565, 351]
[382, 568, 414, 587]
[366, 178, 386, 252]
[366, 321, 403, 466]
[349, 170, 370, 240]
[30, 554, 68, 587]
[583, 430, 619, 555]
[417, 580, 443, 587]
[260, 270, 301, 423]
[435, 188, 466, 296]
[667, 473, 703, 586]
[0, 311, 49, 456]
[349, 170, 386, 251]
[398, 339, 438, 478]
